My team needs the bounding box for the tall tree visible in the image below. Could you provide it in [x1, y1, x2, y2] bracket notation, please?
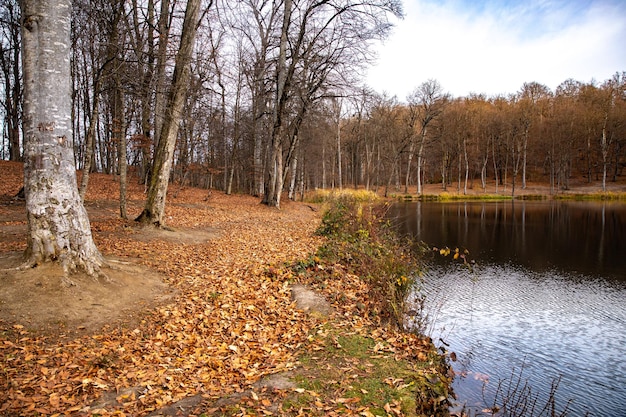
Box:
[232, 0, 280, 197]
[263, 0, 403, 207]
[516, 81, 551, 189]
[20, 0, 104, 283]
[0, 0, 22, 161]
[599, 73, 624, 190]
[136, 0, 205, 226]
[408, 79, 448, 194]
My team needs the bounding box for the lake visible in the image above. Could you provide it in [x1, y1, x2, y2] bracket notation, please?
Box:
[388, 201, 626, 416]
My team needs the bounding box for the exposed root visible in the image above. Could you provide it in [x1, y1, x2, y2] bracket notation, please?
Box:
[14, 258, 38, 271]
[96, 270, 114, 284]
[104, 258, 132, 271]
[69, 255, 115, 284]
[4, 251, 117, 286]
[61, 274, 77, 287]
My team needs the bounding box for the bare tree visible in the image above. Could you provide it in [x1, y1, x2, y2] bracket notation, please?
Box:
[0, 0, 22, 161]
[136, 0, 206, 226]
[230, 0, 281, 196]
[408, 79, 448, 194]
[263, 0, 403, 207]
[599, 73, 625, 190]
[517, 81, 551, 189]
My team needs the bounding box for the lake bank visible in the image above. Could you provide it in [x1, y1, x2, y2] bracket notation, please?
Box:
[384, 178, 626, 201]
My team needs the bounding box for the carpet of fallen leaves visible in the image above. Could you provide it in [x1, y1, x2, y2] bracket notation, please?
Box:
[0, 161, 447, 416]
[0, 161, 325, 415]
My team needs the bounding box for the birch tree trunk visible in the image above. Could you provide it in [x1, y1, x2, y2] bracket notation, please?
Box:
[20, 0, 105, 282]
[601, 112, 609, 192]
[288, 151, 298, 200]
[136, 0, 202, 226]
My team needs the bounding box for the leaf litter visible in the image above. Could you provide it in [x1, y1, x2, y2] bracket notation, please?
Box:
[0, 161, 447, 416]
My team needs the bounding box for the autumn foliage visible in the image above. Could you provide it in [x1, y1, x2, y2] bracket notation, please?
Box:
[0, 161, 322, 415]
[0, 161, 450, 416]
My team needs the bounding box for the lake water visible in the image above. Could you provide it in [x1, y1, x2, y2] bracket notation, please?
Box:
[388, 201, 626, 416]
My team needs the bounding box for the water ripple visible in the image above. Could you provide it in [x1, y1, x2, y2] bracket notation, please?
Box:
[420, 264, 626, 416]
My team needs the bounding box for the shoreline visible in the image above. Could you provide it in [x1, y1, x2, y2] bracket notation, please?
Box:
[385, 178, 626, 201]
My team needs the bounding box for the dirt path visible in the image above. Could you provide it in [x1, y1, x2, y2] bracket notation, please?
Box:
[0, 162, 323, 415]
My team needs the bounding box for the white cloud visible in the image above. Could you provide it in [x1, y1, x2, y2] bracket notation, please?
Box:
[366, 0, 626, 100]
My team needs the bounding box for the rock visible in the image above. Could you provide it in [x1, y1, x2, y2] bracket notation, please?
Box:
[290, 284, 333, 316]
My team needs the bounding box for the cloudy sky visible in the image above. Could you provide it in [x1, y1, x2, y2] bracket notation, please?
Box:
[365, 0, 626, 100]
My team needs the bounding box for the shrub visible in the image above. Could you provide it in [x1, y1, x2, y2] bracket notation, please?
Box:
[315, 199, 424, 329]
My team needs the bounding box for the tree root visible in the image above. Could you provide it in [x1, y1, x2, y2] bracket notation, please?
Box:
[60, 272, 77, 288]
[3, 252, 116, 286]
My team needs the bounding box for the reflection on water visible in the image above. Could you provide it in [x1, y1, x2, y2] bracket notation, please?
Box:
[388, 201, 626, 416]
[390, 200, 626, 279]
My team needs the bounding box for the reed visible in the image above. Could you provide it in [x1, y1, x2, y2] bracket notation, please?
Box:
[306, 188, 380, 204]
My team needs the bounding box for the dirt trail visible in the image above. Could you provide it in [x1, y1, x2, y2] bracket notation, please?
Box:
[0, 161, 322, 415]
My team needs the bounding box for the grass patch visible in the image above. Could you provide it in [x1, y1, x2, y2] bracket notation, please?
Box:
[282, 324, 450, 416]
[306, 188, 380, 204]
[554, 191, 626, 201]
[422, 193, 512, 201]
[280, 198, 454, 416]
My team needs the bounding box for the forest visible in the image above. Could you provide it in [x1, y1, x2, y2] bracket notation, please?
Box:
[1, 0, 625, 203]
[1, 1, 624, 414]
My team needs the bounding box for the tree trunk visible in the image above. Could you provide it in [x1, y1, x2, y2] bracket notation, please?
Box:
[152, 0, 171, 149]
[298, 153, 306, 201]
[601, 115, 609, 192]
[114, 79, 128, 219]
[336, 120, 343, 190]
[463, 135, 469, 195]
[522, 126, 528, 189]
[263, 0, 291, 208]
[136, 0, 202, 226]
[404, 140, 414, 194]
[364, 141, 371, 190]
[288, 151, 298, 200]
[335, 99, 343, 190]
[322, 141, 327, 189]
[416, 129, 426, 194]
[79, 80, 100, 200]
[492, 136, 499, 193]
[481, 144, 489, 191]
[20, 0, 104, 282]
[0, 0, 22, 161]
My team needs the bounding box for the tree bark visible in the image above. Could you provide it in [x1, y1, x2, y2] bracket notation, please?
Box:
[152, 0, 171, 149]
[78, 84, 99, 200]
[114, 78, 128, 219]
[263, 0, 292, 208]
[0, 0, 22, 161]
[335, 99, 343, 190]
[136, 0, 202, 226]
[20, 0, 104, 282]
[416, 128, 426, 194]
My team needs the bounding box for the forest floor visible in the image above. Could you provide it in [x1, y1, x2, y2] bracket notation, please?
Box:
[0, 161, 450, 417]
[1, 160, 624, 416]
